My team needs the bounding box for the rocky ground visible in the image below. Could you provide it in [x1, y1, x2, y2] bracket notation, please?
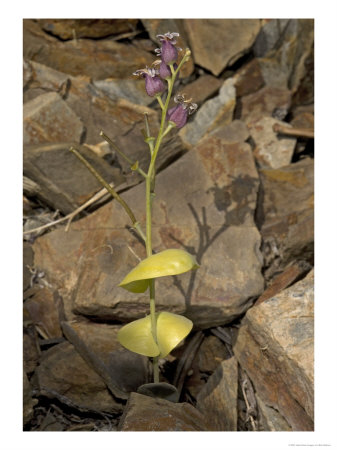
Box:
[23, 18, 314, 431]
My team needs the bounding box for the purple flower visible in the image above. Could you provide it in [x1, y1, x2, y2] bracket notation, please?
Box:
[167, 104, 188, 128]
[156, 32, 181, 65]
[167, 94, 198, 128]
[158, 61, 178, 79]
[133, 67, 166, 97]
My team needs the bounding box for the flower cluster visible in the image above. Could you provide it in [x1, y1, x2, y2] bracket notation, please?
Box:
[133, 31, 197, 129]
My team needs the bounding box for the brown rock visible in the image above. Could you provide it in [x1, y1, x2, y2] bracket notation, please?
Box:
[23, 60, 70, 103]
[35, 341, 122, 413]
[23, 92, 84, 146]
[240, 86, 292, 126]
[24, 27, 153, 81]
[210, 119, 250, 143]
[249, 116, 297, 168]
[61, 320, 149, 400]
[36, 19, 139, 40]
[196, 357, 238, 431]
[233, 270, 314, 431]
[23, 142, 124, 214]
[141, 19, 194, 77]
[23, 242, 34, 292]
[178, 74, 223, 107]
[184, 19, 261, 76]
[256, 158, 314, 279]
[33, 133, 264, 329]
[256, 393, 292, 431]
[24, 287, 63, 339]
[23, 311, 40, 374]
[234, 58, 265, 97]
[118, 392, 208, 431]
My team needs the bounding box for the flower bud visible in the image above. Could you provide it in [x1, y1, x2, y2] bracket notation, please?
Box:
[161, 40, 178, 65]
[167, 104, 188, 128]
[144, 74, 166, 97]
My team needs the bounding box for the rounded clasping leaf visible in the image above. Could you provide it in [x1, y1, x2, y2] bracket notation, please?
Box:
[119, 249, 199, 293]
[117, 311, 193, 358]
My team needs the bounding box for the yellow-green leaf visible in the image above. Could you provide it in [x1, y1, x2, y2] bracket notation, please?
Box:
[119, 249, 199, 292]
[117, 315, 159, 357]
[117, 311, 193, 358]
[156, 311, 193, 357]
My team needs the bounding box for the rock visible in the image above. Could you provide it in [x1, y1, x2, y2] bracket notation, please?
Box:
[23, 371, 38, 426]
[233, 58, 265, 97]
[23, 310, 40, 374]
[184, 19, 261, 76]
[253, 19, 291, 57]
[33, 133, 264, 329]
[255, 20, 314, 92]
[23, 60, 70, 103]
[183, 334, 229, 399]
[233, 270, 314, 431]
[35, 341, 122, 413]
[141, 19, 194, 77]
[61, 320, 149, 400]
[93, 78, 154, 106]
[23, 242, 34, 291]
[24, 28, 154, 81]
[256, 393, 292, 431]
[178, 74, 223, 107]
[118, 392, 208, 431]
[36, 19, 139, 40]
[256, 158, 314, 280]
[179, 78, 236, 148]
[23, 92, 84, 145]
[24, 287, 63, 339]
[240, 86, 292, 126]
[249, 116, 297, 168]
[196, 357, 238, 431]
[23, 142, 124, 214]
[210, 119, 250, 143]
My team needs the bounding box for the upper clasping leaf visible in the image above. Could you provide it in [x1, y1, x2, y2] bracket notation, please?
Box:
[119, 248, 199, 293]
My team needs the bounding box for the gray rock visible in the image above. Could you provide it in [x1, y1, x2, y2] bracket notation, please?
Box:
[33, 133, 264, 329]
[184, 19, 261, 76]
[196, 357, 238, 431]
[23, 142, 124, 214]
[179, 78, 236, 148]
[118, 392, 208, 431]
[233, 270, 314, 431]
[23, 92, 84, 145]
[93, 78, 154, 106]
[249, 116, 297, 168]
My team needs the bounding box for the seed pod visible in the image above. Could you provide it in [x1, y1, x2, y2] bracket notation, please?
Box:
[119, 249, 199, 293]
[117, 311, 193, 357]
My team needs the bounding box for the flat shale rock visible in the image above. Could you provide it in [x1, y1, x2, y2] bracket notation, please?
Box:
[118, 392, 208, 431]
[23, 24, 154, 80]
[23, 92, 84, 146]
[35, 341, 122, 413]
[240, 86, 292, 126]
[179, 78, 236, 148]
[23, 142, 124, 214]
[180, 74, 223, 107]
[249, 116, 297, 169]
[61, 320, 149, 400]
[256, 393, 292, 431]
[36, 19, 138, 40]
[233, 270, 314, 431]
[256, 158, 314, 279]
[33, 133, 264, 329]
[255, 19, 314, 92]
[184, 19, 261, 76]
[196, 357, 238, 431]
